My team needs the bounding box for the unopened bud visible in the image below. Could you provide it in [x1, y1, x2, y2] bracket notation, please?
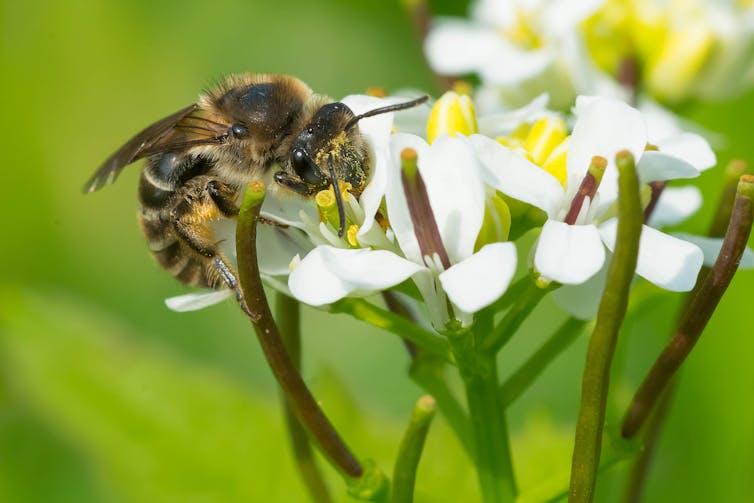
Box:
[426, 91, 478, 143]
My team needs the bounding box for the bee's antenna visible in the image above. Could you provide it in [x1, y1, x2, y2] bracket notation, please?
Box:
[327, 154, 348, 238]
[345, 95, 429, 130]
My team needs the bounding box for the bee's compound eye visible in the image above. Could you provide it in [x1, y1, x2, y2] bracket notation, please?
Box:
[291, 148, 320, 185]
[231, 124, 248, 138]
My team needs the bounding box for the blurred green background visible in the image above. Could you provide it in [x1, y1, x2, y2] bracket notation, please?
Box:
[1, 1, 753, 501]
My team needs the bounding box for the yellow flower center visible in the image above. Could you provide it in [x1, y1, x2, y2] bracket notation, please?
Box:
[583, 0, 719, 102]
[497, 116, 570, 186]
[500, 7, 543, 50]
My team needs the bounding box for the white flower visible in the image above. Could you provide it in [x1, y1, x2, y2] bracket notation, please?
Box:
[289, 133, 517, 327]
[425, 0, 605, 108]
[470, 96, 709, 319]
[583, 0, 754, 103]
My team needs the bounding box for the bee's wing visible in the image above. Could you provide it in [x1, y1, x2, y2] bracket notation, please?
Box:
[83, 104, 228, 193]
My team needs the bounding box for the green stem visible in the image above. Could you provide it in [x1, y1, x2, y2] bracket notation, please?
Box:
[391, 396, 437, 503]
[621, 160, 753, 502]
[380, 291, 472, 457]
[276, 293, 334, 503]
[476, 275, 532, 330]
[569, 151, 643, 503]
[235, 182, 363, 479]
[330, 298, 453, 363]
[449, 329, 516, 503]
[408, 356, 473, 457]
[500, 317, 587, 408]
[621, 175, 754, 438]
[484, 280, 554, 353]
[621, 382, 676, 503]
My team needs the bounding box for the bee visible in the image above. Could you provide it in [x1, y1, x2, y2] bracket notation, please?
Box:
[83, 73, 426, 299]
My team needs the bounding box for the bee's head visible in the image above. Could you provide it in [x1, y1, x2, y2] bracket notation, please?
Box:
[276, 96, 428, 237]
[285, 102, 369, 195]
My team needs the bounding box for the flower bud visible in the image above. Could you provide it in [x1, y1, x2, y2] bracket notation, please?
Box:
[525, 117, 568, 166]
[426, 91, 478, 143]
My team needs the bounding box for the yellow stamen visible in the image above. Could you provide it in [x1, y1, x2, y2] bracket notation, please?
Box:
[366, 86, 387, 98]
[346, 224, 360, 247]
[315, 187, 339, 229]
[452, 80, 473, 96]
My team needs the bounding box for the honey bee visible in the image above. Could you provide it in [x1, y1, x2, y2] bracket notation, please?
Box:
[83, 73, 426, 298]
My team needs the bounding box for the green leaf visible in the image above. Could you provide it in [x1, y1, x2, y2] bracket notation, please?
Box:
[0, 288, 308, 502]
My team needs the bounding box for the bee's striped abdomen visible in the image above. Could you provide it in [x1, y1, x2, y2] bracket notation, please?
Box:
[137, 154, 222, 289]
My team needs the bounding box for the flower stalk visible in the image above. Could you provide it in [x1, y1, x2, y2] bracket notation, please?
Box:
[623, 159, 754, 502]
[483, 278, 556, 353]
[235, 181, 363, 479]
[569, 151, 643, 503]
[391, 395, 437, 503]
[448, 327, 517, 503]
[276, 292, 333, 503]
[329, 298, 453, 363]
[622, 175, 754, 438]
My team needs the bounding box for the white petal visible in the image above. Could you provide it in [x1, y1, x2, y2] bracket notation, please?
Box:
[470, 134, 564, 218]
[341, 94, 395, 150]
[439, 242, 517, 313]
[424, 20, 502, 76]
[648, 186, 702, 228]
[288, 246, 422, 306]
[165, 290, 232, 312]
[476, 93, 550, 136]
[568, 96, 647, 205]
[470, 0, 515, 26]
[341, 95, 397, 236]
[478, 46, 553, 86]
[636, 151, 701, 183]
[552, 261, 609, 320]
[534, 220, 606, 284]
[542, 0, 606, 35]
[671, 233, 754, 270]
[655, 133, 716, 172]
[599, 219, 704, 291]
[358, 145, 390, 236]
[639, 99, 683, 142]
[420, 135, 486, 263]
[260, 192, 315, 229]
[257, 225, 312, 276]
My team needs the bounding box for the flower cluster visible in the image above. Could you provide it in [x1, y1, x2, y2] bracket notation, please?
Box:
[425, 0, 754, 109]
[165, 88, 732, 325]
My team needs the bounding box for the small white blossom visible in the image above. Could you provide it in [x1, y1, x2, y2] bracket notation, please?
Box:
[425, 0, 605, 109]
